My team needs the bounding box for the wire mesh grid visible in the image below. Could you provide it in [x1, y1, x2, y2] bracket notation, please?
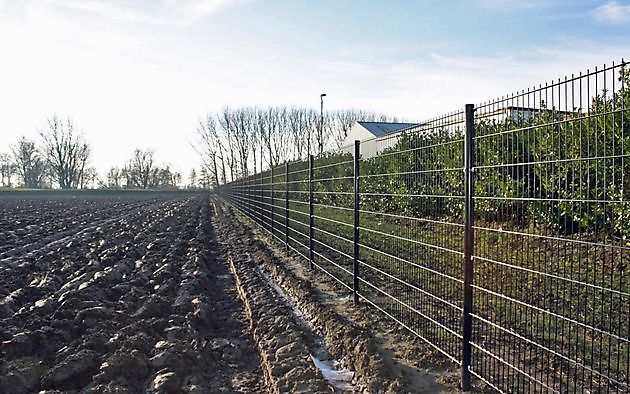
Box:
[469, 62, 628, 393]
[356, 110, 466, 363]
[219, 59, 628, 393]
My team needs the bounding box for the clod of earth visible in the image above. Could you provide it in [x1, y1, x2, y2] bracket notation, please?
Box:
[0, 192, 463, 393]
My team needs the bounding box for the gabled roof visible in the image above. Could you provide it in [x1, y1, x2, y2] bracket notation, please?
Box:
[357, 121, 420, 137]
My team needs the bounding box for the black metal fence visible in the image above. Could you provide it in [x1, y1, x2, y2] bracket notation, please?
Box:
[219, 61, 629, 393]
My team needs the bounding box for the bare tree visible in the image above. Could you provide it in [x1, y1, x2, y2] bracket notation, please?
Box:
[253, 108, 269, 169]
[79, 167, 98, 189]
[219, 108, 238, 182]
[107, 167, 123, 188]
[0, 153, 16, 187]
[273, 106, 291, 164]
[189, 168, 197, 189]
[40, 115, 91, 189]
[193, 114, 224, 186]
[332, 109, 366, 149]
[76, 145, 91, 188]
[287, 107, 316, 160]
[194, 106, 405, 182]
[259, 107, 275, 167]
[171, 170, 182, 188]
[125, 149, 155, 189]
[118, 149, 180, 189]
[199, 167, 211, 188]
[150, 165, 180, 189]
[248, 109, 261, 174]
[230, 108, 253, 177]
[12, 136, 47, 188]
[259, 107, 292, 167]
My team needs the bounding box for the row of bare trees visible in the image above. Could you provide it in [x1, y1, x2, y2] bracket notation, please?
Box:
[1, 115, 191, 190]
[106, 149, 181, 189]
[187, 168, 212, 190]
[1, 115, 96, 189]
[194, 107, 399, 186]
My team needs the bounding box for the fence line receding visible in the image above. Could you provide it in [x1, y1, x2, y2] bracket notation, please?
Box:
[219, 60, 629, 393]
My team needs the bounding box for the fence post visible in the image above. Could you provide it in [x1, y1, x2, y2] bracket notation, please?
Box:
[462, 103, 475, 391]
[353, 140, 360, 305]
[309, 155, 314, 270]
[270, 166, 274, 238]
[285, 161, 289, 251]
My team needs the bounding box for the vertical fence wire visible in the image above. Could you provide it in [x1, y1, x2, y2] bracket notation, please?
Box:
[218, 59, 629, 393]
[469, 61, 629, 393]
[356, 110, 467, 365]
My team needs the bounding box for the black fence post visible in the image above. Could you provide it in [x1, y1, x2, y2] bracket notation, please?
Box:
[270, 166, 274, 238]
[353, 140, 360, 305]
[309, 155, 314, 270]
[285, 161, 289, 251]
[462, 103, 475, 391]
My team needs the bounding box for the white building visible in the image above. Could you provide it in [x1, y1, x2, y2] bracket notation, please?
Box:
[338, 107, 573, 159]
[341, 121, 420, 158]
[476, 106, 575, 124]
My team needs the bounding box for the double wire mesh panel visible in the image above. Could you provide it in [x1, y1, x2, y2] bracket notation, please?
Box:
[285, 160, 311, 262]
[469, 62, 628, 393]
[308, 155, 356, 289]
[219, 59, 628, 393]
[357, 112, 466, 364]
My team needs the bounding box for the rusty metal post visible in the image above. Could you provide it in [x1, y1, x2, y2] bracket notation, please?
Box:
[309, 155, 314, 270]
[285, 161, 289, 251]
[353, 140, 360, 305]
[462, 104, 475, 391]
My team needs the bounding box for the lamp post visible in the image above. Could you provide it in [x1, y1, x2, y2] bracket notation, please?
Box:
[319, 93, 326, 156]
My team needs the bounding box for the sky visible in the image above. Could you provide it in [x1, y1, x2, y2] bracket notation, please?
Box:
[1, 0, 629, 179]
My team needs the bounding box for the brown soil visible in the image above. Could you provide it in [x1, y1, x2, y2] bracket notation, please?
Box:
[213, 199, 477, 393]
[0, 192, 480, 393]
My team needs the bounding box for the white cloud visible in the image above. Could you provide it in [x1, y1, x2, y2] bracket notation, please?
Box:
[594, 1, 630, 23]
[175, 0, 243, 21]
[32, 0, 248, 26]
[303, 39, 630, 122]
[471, 0, 561, 10]
[0, 0, 628, 179]
[0, 2, 212, 177]
[46, 0, 152, 23]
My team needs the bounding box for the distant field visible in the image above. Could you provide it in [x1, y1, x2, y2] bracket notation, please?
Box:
[0, 188, 201, 196]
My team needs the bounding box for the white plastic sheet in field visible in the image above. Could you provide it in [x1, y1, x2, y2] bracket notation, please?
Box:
[310, 355, 354, 391]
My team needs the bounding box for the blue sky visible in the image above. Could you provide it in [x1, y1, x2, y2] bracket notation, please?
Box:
[0, 0, 629, 177]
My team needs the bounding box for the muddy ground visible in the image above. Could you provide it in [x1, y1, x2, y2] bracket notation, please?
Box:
[213, 200, 473, 394]
[0, 192, 468, 393]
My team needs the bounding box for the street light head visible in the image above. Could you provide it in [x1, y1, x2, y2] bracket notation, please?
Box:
[320, 93, 326, 97]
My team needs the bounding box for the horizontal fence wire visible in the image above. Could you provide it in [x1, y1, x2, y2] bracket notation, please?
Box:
[219, 59, 629, 393]
[356, 109, 467, 363]
[469, 61, 629, 393]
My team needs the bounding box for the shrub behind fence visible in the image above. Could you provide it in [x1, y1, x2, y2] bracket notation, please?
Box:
[219, 61, 629, 393]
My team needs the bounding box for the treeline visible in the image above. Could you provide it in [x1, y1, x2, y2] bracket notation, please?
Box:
[0, 115, 96, 189]
[1, 115, 192, 190]
[105, 149, 182, 190]
[187, 168, 213, 190]
[194, 107, 400, 186]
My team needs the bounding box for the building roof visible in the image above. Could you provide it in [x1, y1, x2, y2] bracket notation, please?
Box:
[357, 121, 420, 137]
